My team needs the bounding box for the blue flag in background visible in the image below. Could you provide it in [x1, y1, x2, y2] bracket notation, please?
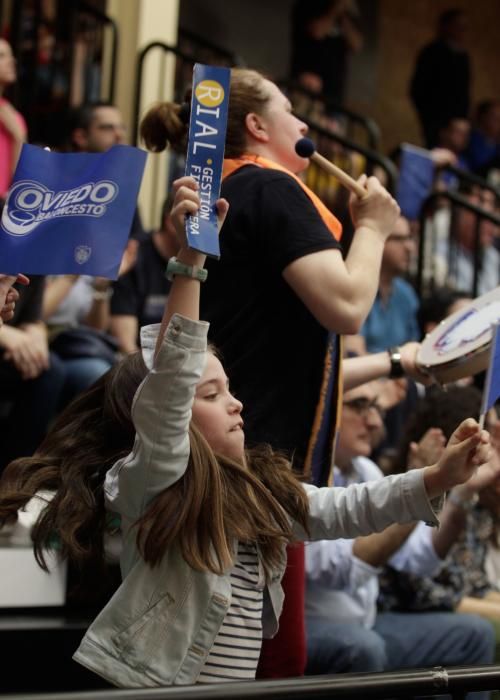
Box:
[396, 143, 435, 220]
[0, 143, 147, 278]
[481, 322, 500, 414]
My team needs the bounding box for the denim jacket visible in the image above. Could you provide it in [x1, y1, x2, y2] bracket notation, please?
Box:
[73, 315, 440, 688]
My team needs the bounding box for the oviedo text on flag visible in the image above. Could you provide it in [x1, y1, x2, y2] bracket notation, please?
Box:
[184, 63, 231, 258]
[0, 143, 147, 278]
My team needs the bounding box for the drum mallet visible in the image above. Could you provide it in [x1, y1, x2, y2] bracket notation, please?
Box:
[295, 137, 367, 198]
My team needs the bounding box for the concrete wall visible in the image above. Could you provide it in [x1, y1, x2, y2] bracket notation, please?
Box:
[106, 0, 180, 228]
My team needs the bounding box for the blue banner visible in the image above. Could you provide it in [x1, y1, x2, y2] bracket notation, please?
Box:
[0, 143, 147, 278]
[184, 63, 231, 258]
[482, 322, 500, 414]
[396, 143, 435, 220]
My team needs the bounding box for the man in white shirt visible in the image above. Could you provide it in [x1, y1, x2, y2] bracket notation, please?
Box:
[305, 380, 495, 698]
[432, 188, 500, 296]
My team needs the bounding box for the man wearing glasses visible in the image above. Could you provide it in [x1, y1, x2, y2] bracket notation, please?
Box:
[304, 379, 495, 691]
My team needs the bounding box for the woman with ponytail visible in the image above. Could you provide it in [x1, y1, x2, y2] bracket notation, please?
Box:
[139, 69, 413, 677]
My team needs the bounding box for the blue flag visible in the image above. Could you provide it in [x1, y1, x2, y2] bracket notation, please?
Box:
[0, 143, 147, 278]
[184, 63, 231, 258]
[481, 322, 500, 414]
[396, 143, 435, 220]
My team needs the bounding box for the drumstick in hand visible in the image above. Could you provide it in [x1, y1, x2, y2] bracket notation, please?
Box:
[295, 138, 367, 198]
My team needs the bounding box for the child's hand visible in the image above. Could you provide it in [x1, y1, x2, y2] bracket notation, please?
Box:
[170, 176, 229, 251]
[423, 418, 491, 498]
[170, 176, 200, 250]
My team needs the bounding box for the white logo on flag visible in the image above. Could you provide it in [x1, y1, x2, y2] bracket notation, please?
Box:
[75, 245, 92, 264]
[1, 180, 119, 236]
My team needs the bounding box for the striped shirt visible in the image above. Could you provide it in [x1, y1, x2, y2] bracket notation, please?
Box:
[198, 542, 264, 683]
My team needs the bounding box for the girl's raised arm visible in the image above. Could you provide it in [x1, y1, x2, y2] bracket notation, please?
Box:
[299, 419, 491, 542]
[104, 179, 228, 555]
[154, 176, 228, 359]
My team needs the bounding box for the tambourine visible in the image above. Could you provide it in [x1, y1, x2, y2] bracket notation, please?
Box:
[417, 286, 500, 384]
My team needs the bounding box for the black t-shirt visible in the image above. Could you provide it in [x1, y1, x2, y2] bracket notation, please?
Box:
[201, 166, 341, 471]
[111, 237, 171, 330]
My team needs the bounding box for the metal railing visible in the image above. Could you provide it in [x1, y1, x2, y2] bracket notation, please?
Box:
[132, 40, 199, 148]
[441, 163, 500, 202]
[178, 27, 243, 67]
[282, 81, 381, 151]
[6, 0, 118, 148]
[3, 665, 500, 700]
[417, 189, 500, 298]
[300, 114, 398, 194]
[77, 0, 119, 104]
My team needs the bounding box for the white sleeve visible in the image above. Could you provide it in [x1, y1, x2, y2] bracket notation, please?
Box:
[296, 469, 441, 542]
[388, 520, 443, 576]
[305, 538, 379, 590]
[104, 315, 208, 523]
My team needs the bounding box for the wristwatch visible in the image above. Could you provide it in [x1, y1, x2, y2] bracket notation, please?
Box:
[448, 489, 480, 512]
[387, 346, 405, 379]
[165, 257, 208, 283]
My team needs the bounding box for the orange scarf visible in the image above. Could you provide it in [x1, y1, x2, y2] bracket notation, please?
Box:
[222, 155, 342, 241]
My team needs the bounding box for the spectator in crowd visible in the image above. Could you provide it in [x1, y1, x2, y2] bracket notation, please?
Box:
[0, 276, 66, 470]
[360, 215, 420, 353]
[69, 101, 126, 153]
[68, 101, 145, 244]
[347, 216, 421, 456]
[483, 467, 500, 607]
[464, 100, 500, 176]
[434, 186, 500, 296]
[417, 287, 471, 339]
[0, 38, 27, 198]
[41, 274, 117, 408]
[437, 116, 471, 169]
[379, 386, 500, 640]
[410, 9, 471, 148]
[290, 0, 363, 110]
[434, 116, 471, 188]
[305, 379, 496, 693]
[110, 195, 177, 354]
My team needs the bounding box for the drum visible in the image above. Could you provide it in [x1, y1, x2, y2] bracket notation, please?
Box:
[417, 286, 500, 384]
